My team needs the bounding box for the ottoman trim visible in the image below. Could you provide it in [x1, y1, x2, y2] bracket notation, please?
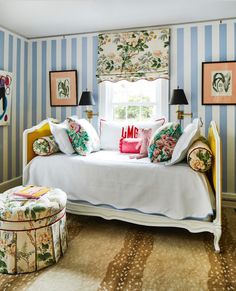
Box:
[0, 213, 65, 232]
[0, 208, 66, 231]
[0, 208, 64, 223]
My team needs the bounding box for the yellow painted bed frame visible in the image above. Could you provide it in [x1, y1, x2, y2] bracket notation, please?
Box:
[23, 120, 222, 252]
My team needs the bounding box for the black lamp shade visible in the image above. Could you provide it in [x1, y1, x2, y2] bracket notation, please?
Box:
[170, 88, 188, 105]
[79, 91, 95, 106]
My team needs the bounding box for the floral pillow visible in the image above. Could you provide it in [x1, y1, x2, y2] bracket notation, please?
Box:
[66, 118, 92, 156]
[148, 122, 183, 162]
[187, 137, 212, 172]
[49, 119, 75, 155]
[167, 119, 201, 165]
[73, 117, 100, 152]
[33, 135, 59, 156]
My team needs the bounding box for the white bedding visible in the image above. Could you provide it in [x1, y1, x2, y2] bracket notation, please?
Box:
[23, 151, 214, 220]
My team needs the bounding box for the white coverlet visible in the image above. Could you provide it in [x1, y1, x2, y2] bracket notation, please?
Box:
[23, 151, 214, 220]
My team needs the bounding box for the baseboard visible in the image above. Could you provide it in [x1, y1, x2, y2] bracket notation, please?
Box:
[0, 176, 22, 193]
[222, 192, 236, 208]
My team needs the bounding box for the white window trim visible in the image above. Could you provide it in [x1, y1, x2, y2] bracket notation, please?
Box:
[99, 80, 169, 121]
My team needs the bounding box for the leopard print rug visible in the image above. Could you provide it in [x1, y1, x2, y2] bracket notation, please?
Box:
[0, 208, 235, 291]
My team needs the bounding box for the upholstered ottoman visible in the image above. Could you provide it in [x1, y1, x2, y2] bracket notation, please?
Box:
[0, 186, 67, 274]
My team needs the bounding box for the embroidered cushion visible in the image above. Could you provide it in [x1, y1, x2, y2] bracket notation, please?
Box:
[119, 138, 142, 153]
[33, 135, 59, 156]
[100, 118, 165, 150]
[167, 118, 201, 165]
[148, 122, 183, 162]
[187, 137, 212, 172]
[49, 119, 75, 155]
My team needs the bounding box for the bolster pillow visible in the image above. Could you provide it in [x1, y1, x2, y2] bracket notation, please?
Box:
[187, 137, 212, 172]
[33, 135, 59, 156]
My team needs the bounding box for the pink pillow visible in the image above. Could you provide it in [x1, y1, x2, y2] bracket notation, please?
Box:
[119, 138, 142, 153]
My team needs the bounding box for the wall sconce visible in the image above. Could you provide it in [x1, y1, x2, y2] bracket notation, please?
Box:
[79, 90, 99, 123]
[170, 87, 192, 121]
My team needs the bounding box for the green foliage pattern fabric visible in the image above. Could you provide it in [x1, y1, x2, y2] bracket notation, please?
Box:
[148, 123, 183, 162]
[66, 118, 92, 156]
[33, 135, 59, 156]
[187, 137, 212, 172]
[97, 29, 169, 82]
[0, 187, 67, 274]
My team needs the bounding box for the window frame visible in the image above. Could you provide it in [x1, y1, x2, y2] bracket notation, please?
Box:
[99, 79, 169, 122]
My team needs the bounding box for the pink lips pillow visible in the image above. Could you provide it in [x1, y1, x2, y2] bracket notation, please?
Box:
[119, 138, 142, 153]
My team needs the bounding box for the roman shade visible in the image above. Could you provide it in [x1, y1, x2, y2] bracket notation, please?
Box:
[96, 28, 170, 83]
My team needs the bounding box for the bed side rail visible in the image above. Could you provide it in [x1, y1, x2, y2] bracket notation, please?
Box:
[23, 119, 52, 170]
[208, 120, 222, 225]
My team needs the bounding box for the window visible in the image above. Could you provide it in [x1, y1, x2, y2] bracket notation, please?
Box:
[99, 79, 169, 121]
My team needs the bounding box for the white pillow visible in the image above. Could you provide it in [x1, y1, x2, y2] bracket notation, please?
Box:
[48, 120, 75, 155]
[100, 118, 166, 150]
[68, 116, 100, 152]
[167, 118, 201, 165]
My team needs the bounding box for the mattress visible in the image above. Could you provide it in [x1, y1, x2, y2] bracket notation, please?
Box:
[23, 150, 215, 220]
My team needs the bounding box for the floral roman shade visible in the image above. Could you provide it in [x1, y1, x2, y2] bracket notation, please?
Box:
[96, 28, 170, 83]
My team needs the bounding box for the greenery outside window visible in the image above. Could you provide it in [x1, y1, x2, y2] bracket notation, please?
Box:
[99, 79, 168, 122]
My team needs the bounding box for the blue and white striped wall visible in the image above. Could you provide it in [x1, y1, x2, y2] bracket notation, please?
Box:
[170, 19, 236, 193]
[0, 31, 99, 186]
[28, 35, 98, 126]
[0, 28, 28, 185]
[0, 19, 236, 194]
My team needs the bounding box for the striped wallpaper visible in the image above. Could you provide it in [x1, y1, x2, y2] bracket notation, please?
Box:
[28, 35, 98, 127]
[0, 29, 28, 185]
[0, 19, 236, 194]
[170, 20, 236, 193]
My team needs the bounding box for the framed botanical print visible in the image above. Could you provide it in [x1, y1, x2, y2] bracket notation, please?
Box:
[49, 70, 78, 106]
[202, 61, 236, 105]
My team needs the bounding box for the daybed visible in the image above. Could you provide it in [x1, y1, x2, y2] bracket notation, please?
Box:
[22, 120, 222, 252]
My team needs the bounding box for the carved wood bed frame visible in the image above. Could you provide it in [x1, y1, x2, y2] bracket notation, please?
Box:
[23, 120, 222, 252]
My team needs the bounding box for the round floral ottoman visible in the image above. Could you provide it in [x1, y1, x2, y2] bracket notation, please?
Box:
[0, 186, 67, 274]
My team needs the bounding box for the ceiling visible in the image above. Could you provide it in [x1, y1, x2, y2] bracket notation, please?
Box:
[0, 0, 236, 39]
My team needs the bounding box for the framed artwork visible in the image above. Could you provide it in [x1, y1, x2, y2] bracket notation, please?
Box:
[202, 61, 236, 105]
[49, 70, 78, 106]
[0, 70, 13, 126]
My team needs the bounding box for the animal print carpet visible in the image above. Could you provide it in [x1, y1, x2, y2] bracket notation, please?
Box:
[0, 208, 235, 291]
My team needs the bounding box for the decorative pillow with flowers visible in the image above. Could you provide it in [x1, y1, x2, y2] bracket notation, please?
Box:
[49, 119, 75, 155]
[66, 118, 92, 156]
[33, 135, 59, 156]
[187, 137, 212, 172]
[148, 122, 183, 162]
